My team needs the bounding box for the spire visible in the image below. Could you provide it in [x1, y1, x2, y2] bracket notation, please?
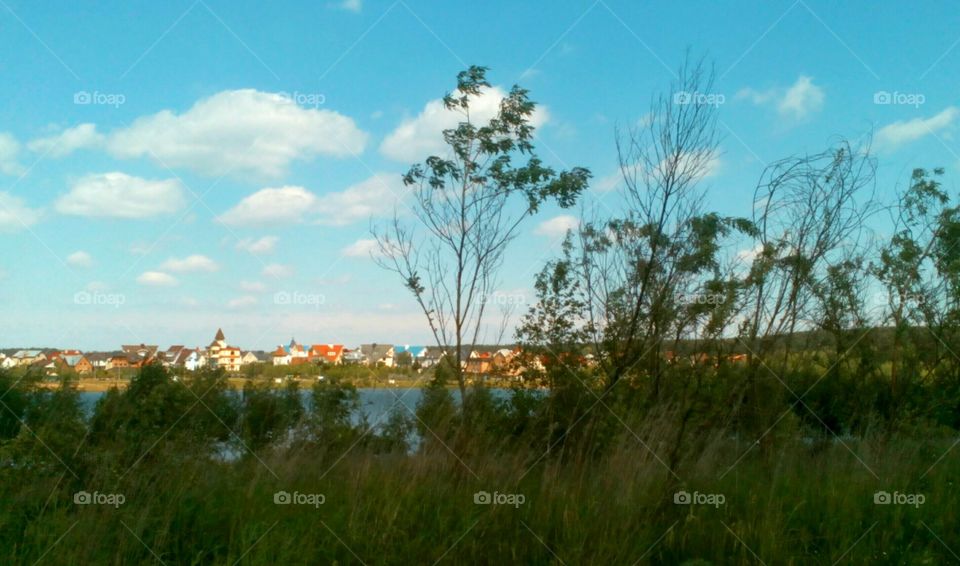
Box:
[214, 328, 225, 341]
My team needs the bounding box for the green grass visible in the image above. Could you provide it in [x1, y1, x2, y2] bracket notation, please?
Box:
[3, 417, 958, 564]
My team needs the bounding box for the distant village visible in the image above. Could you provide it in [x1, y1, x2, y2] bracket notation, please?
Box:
[0, 328, 534, 378]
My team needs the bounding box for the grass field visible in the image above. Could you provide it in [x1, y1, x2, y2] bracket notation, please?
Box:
[2, 385, 958, 565]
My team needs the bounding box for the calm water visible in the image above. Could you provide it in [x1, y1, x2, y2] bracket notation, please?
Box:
[77, 387, 521, 427]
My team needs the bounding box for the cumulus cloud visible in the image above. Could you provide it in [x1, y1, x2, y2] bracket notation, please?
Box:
[228, 295, 257, 309]
[240, 280, 267, 292]
[778, 76, 825, 119]
[160, 254, 219, 273]
[27, 123, 104, 157]
[218, 186, 317, 226]
[341, 238, 380, 258]
[737, 75, 824, 120]
[236, 235, 278, 254]
[535, 215, 579, 239]
[220, 174, 403, 227]
[67, 251, 93, 268]
[593, 171, 623, 193]
[55, 172, 185, 218]
[0, 133, 24, 176]
[137, 271, 178, 286]
[104, 89, 368, 178]
[262, 263, 293, 278]
[380, 86, 548, 162]
[875, 107, 958, 152]
[0, 192, 42, 231]
[315, 173, 406, 226]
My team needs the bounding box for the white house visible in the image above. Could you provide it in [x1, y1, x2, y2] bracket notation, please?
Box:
[271, 338, 308, 366]
[184, 350, 206, 372]
[12, 350, 45, 366]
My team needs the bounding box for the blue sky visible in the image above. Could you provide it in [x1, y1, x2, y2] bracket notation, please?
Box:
[1, 0, 958, 350]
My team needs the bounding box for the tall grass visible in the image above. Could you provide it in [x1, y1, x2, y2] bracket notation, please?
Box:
[2, 391, 958, 565]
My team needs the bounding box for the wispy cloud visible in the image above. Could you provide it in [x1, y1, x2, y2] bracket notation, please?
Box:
[737, 75, 825, 120]
[875, 106, 958, 153]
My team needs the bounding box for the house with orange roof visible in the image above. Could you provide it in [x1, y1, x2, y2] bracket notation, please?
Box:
[271, 345, 291, 366]
[58, 353, 93, 374]
[309, 344, 344, 365]
[464, 350, 494, 375]
[106, 355, 130, 370]
[272, 338, 308, 366]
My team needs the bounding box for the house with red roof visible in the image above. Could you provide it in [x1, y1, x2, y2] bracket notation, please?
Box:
[309, 344, 344, 365]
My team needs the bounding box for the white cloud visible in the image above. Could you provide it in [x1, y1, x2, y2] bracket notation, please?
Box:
[236, 235, 278, 254]
[736, 243, 764, 263]
[27, 123, 103, 157]
[380, 86, 548, 162]
[262, 263, 293, 278]
[129, 242, 151, 255]
[220, 174, 404, 227]
[0, 192, 41, 232]
[0, 133, 23, 176]
[659, 150, 721, 180]
[778, 76, 824, 119]
[67, 251, 93, 268]
[316, 173, 405, 226]
[218, 186, 316, 226]
[338, 0, 361, 12]
[875, 107, 958, 152]
[240, 280, 267, 292]
[593, 171, 622, 193]
[535, 215, 579, 239]
[105, 89, 368, 178]
[55, 172, 185, 218]
[341, 238, 380, 258]
[160, 254, 219, 273]
[736, 88, 776, 106]
[137, 271, 178, 286]
[737, 75, 824, 120]
[228, 295, 258, 309]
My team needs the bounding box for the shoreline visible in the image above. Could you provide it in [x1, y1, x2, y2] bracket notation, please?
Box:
[38, 377, 540, 393]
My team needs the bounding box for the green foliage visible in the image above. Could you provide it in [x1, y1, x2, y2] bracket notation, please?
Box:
[239, 379, 301, 450]
[414, 358, 460, 441]
[0, 368, 31, 440]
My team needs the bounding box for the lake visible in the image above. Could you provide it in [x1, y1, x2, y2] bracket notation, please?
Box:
[77, 387, 524, 427]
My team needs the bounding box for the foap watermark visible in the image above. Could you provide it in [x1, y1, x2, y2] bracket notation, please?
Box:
[474, 490, 525, 508]
[277, 91, 326, 108]
[74, 90, 126, 108]
[674, 490, 725, 508]
[867, 291, 929, 315]
[874, 490, 925, 508]
[74, 290, 126, 308]
[74, 490, 125, 508]
[274, 291, 326, 309]
[873, 91, 925, 108]
[273, 490, 325, 508]
[481, 292, 527, 307]
[674, 91, 725, 108]
[678, 292, 726, 306]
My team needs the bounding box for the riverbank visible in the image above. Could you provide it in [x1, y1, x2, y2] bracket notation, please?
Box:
[39, 375, 542, 392]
